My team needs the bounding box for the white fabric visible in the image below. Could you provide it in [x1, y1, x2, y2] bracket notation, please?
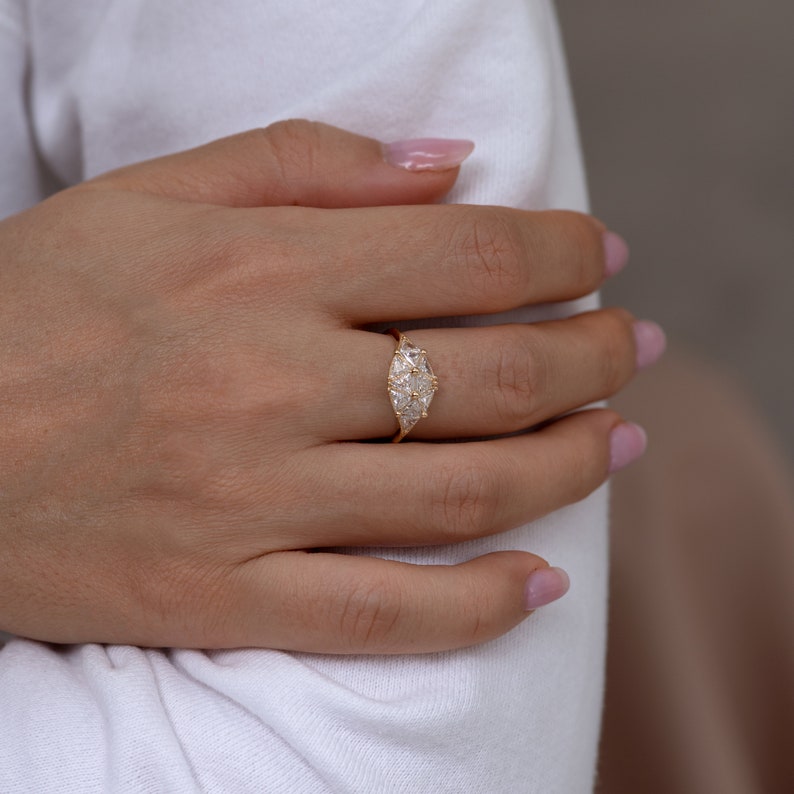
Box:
[0, 1, 607, 791]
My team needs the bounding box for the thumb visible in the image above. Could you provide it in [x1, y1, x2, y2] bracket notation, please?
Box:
[88, 120, 474, 209]
[197, 550, 567, 654]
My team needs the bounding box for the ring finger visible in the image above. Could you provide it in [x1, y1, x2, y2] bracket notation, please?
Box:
[317, 308, 663, 440]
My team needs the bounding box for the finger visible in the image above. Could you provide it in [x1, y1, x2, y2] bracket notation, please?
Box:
[84, 120, 473, 209]
[321, 309, 648, 440]
[279, 409, 640, 549]
[218, 549, 565, 653]
[306, 204, 617, 321]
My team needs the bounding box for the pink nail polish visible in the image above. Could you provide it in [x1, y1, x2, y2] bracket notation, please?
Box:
[633, 320, 667, 369]
[523, 567, 570, 611]
[608, 422, 648, 473]
[603, 231, 630, 278]
[383, 138, 475, 171]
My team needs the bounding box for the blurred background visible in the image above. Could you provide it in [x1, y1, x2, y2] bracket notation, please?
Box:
[556, 5, 794, 791]
[556, 0, 793, 461]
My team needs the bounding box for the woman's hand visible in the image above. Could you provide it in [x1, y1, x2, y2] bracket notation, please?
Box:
[0, 121, 662, 653]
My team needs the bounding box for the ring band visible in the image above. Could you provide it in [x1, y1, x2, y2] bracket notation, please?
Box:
[386, 328, 438, 442]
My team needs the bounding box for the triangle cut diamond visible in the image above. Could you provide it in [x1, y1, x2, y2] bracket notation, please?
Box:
[387, 333, 438, 440]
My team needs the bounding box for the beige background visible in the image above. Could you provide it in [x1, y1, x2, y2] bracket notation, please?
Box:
[556, 1, 793, 461]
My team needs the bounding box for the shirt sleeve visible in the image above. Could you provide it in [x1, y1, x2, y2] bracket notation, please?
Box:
[0, 0, 50, 218]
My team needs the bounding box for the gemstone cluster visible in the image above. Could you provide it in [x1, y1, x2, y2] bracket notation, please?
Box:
[387, 334, 438, 441]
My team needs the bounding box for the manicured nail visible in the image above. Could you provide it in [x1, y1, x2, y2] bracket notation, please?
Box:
[633, 320, 667, 369]
[603, 231, 630, 278]
[608, 422, 648, 473]
[524, 566, 570, 611]
[383, 138, 475, 171]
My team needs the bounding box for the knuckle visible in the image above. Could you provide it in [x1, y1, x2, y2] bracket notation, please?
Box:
[428, 456, 501, 541]
[553, 433, 595, 506]
[199, 226, 261, 289]
[192, 344, 297, 425]
[139, 425, 221, 505]
[137, 354, 294, 504]
[551, 210, 604, 290]
[216, 220, 265, 264]
[545, 408, 622, 496]
[595, 309, 636, 393]
[565, 414, 611, 500]
[446, 207, 525, 303]
[200, 213, 292, 291]
[574, 440, 602, 501]
[337, 580, 403, 650]
[129, 554, 217, 629]
[260, 119, 323, 191]
[485, 330, 542, 426]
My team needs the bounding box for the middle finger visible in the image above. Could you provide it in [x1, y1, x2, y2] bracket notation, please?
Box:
[314, 308, 654, 441]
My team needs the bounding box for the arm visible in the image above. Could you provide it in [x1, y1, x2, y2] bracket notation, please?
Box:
[0, 2, 637, 791]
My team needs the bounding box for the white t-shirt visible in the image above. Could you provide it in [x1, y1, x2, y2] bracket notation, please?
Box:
[0, 2, 607, 791]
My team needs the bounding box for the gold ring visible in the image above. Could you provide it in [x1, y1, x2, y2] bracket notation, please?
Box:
[386, 328, 438, 442]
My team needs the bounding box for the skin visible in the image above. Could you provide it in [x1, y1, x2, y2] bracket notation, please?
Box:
[0, 121, 644, 654]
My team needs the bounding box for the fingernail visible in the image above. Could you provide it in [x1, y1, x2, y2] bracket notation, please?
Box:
[524, 566, 570, 611]
[603, 231, 630, 277]
[383, 138, 475, 171]
[608, 422, 648, 473]
[633, 320, 667, 369]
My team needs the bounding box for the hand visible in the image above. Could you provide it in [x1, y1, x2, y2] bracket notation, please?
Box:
[0, 121, 661, 653]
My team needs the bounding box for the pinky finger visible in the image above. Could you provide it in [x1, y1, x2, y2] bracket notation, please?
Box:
[215, 550, 570, 654]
